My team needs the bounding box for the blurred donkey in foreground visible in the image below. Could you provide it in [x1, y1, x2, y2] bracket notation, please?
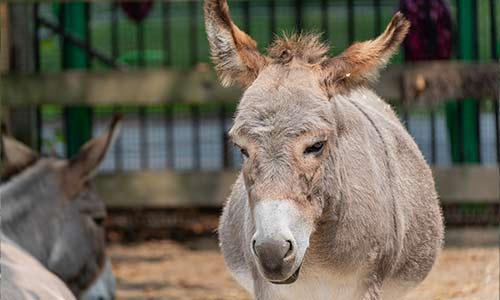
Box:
[1, 116, 121, 300]
[205, 0, 443, 299]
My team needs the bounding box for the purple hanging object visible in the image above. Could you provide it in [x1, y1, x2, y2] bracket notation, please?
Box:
[400, 0, 453, 61]
[120, 0, 154, 23]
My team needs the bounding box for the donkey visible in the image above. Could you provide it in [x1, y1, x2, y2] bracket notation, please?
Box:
[1, 116, 121, 299]
[205, 1, 444, 299]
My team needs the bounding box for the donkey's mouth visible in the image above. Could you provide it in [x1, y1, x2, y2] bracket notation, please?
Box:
[269, 264, 302, 285]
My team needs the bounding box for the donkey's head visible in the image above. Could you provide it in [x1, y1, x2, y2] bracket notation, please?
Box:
[0, 116, 121, 296]
[205, 0, 409, 284]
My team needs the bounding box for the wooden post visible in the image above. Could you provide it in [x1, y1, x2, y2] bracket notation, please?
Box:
[6, 3, 38, 149]
[0, 3, 9, 124]
[0, 3, 9, 74]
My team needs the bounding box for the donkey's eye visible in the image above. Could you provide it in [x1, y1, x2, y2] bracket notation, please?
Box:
[240, 147, 249, 158]
[92, 216, 105, 227]
[304, 141, 326, 155]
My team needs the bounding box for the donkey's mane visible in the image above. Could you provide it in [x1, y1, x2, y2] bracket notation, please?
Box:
[268, 33, 330, 65]
[0, 160, 50, 194]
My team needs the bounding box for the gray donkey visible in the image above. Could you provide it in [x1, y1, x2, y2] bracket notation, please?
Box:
[205, 1, 444, 299]
[1, 117, 121, 299]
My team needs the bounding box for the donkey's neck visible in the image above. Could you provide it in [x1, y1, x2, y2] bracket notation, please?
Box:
[0, 160, 59, 263]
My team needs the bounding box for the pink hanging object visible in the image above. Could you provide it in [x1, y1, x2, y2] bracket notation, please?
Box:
[120, 0, 154, 23]
[400, 0, 453, 61]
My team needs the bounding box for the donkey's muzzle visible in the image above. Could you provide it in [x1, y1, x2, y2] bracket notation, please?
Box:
[252, 238, 297, 282]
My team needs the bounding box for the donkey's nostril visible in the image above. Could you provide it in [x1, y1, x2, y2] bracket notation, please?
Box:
[284, 240, 294, 259]
[252, 239, 258, 257]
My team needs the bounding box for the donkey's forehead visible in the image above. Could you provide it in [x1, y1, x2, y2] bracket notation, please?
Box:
[250, 64, 325, 94]
[231, 64, 332, 138]
[239, 65, 329, 108]
[37, 157, 68, 173]
[232, 70, 333, 140]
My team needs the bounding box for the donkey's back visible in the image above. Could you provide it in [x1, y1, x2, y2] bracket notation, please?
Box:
[332, 88, 444, 284]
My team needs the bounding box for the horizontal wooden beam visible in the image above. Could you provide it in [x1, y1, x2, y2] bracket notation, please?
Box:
[444, 227, 499, 247]
[433, 166, 499, 204]
[96, 170, 238, 208]
[96, 166, 499, 208]
[2, 62, 497, 106]
[402, 62, 499, 104]
[1, 66, 242, 106]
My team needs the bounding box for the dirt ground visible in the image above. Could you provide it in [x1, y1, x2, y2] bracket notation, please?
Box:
[109, 238, 498, 300]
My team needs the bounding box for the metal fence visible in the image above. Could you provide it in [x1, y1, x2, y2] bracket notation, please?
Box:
[11, 0, 500, 173]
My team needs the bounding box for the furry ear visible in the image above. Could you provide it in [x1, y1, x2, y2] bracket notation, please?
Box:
[62, 115, 122, 197]
[1, 123, 38, 172]
[204, 0, 267, 87]
[321, 12, 410, 96]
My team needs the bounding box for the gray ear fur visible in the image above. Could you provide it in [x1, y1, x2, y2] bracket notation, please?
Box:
[62, 115, 122, 198]
[1, 124, 38, 171]
[204, 0, 268, 87]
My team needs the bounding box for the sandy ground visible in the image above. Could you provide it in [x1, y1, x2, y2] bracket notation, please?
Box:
[109, 239, 498, 300]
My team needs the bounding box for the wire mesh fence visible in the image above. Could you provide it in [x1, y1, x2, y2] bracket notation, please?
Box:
[38, 101, 499, 173]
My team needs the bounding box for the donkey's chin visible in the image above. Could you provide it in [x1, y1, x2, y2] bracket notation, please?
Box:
[268, 263, 303, 285]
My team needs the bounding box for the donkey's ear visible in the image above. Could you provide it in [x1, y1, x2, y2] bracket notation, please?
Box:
[321, 12, 410, 96]
[65, 115, 122, 185]
[1, 124, 38, 170]
[204, 0, 267, 87]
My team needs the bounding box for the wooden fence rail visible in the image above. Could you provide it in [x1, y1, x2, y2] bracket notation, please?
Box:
[95, 166, 500, 208]
[1, 62, 498, 106]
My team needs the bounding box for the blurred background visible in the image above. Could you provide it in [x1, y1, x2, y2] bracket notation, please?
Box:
[1, 0, 498, 299]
